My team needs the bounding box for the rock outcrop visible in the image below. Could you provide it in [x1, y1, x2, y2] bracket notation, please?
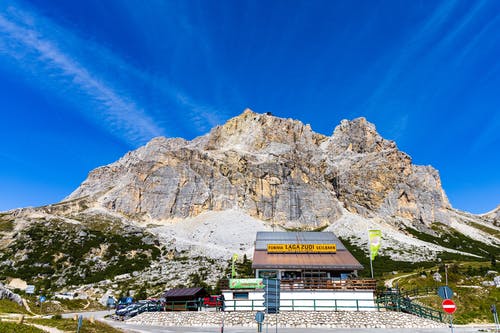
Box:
[66, 109, 451, 229]
[484, 205, 500, 223]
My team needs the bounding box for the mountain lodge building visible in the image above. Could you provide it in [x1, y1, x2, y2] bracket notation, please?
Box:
[221, 231, 376, 311]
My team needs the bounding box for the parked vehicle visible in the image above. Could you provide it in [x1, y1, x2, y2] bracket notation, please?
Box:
[139, 301, 162, 312]
[203, 295, 223, 307]
[115, 300, 163, 318]
[115, 303, 141, 316]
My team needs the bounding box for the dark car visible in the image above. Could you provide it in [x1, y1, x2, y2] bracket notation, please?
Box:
[115, 303, 141, 316]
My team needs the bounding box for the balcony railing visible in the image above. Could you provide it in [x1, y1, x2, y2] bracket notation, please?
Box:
[220, 278, 377, 291]
[279, 278, 377, 290]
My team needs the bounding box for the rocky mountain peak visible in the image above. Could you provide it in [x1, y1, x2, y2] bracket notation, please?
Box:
[60, 110, 461, 230]
[204, 109, 327, 153]
[328, 117, 397, 155]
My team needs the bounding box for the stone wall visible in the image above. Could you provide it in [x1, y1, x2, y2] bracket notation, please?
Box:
[127, 311, 446, 329]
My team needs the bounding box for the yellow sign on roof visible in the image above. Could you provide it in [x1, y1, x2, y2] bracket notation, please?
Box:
[267, 243, 336, 253]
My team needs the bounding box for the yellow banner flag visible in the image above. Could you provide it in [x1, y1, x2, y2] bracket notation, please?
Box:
[231, 254, 238, 278]
[368, 229, 382, 260]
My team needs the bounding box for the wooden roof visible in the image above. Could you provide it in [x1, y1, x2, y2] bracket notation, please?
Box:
[163, 287, 207, 300]
[252, 232, 363, 271]
[252, 250, 363, 270]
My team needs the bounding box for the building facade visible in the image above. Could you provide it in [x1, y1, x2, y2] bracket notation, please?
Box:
[222, 231, 377, 312]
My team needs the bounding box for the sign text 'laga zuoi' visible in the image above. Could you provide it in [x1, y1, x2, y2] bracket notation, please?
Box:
[267, 243, 336, 253]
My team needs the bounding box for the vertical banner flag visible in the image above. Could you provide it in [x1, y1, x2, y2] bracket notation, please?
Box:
[368, 229, 382, 260]
[231, 254, 238, 278]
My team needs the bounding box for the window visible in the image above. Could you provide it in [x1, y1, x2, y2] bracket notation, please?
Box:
[233, 292, 249, 299]
[282, 271, 301, 279]
[258, 270, 278, 279]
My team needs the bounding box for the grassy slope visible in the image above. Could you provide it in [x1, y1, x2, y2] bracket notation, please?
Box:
[405, 223, 499, 259]
[0, 217, 161, 290]
[340, 233, 499, 324]
[16, 295, 105, 315]
[339, 236, 444, 279]
[388, 262, 500, 324]
[0, 299, 29, 314]
[0, 322, 45, 333]
[28, 318, 124, 333]
[0, 299, 122, 333]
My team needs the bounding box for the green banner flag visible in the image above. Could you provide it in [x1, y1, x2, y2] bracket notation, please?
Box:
[368, 229, 382, 260]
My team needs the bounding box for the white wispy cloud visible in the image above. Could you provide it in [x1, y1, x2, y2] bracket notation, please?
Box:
[435, 0, 486, 49]
[0, 6, 164, 145]
[452, 9, 500, 68]
[0, 3, 226, 145]
[176, 92, 225, 133]
[364, 1, 459, 113]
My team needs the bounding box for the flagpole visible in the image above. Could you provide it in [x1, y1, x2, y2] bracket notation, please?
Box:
[369, 244, 374, 279]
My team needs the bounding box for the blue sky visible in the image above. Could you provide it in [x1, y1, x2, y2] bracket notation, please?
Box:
[0, 0, 499, 214]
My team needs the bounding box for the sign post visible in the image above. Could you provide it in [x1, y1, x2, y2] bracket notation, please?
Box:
[39, 295, 46, 315]
[491, 304, 499, 332]
[26, 285, 35, 295]
[442, 299, 456, 333]
[255, 311, 265, 333]
[77, 314, 83, 333]
[437, 286, 453, 300]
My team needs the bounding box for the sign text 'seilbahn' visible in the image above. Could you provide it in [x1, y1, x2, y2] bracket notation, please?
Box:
[267, 243, 336, 253]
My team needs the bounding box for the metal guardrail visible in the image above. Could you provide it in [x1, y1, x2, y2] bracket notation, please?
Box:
[376, 286, 438, 298]
[120, 298, 378, 314]
[401, 287, 438, 298]
[376, 293, 443, 322]
[126, 298, 440, 320]
[119, 290, 444, 323]
[222, 297, 443, 322]
[224, 298, 377, 312]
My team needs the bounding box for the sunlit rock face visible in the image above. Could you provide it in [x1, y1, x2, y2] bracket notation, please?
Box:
[67, 109, 450, 229]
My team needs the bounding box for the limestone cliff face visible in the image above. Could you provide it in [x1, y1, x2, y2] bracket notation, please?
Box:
[321, 118, 450, 226]
[67, 109, 451, 228]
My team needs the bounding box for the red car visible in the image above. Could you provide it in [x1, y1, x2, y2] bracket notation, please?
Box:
[203, 295, 223, 307]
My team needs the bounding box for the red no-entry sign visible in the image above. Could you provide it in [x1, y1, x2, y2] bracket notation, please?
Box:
[442, 299, 456, 314]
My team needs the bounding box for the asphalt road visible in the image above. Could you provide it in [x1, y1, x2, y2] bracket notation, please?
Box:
[63, 311, 498, 333]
